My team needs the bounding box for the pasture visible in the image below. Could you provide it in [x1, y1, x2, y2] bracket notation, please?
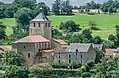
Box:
[0, 14, 119, 39]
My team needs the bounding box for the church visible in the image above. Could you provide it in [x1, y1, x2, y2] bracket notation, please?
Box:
[12, 13, 68, 65]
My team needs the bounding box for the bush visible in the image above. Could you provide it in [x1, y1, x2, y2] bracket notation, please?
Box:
[90, 26, 100, 30]
[88, 12, 96, 15]
[81, 72, 91, 78]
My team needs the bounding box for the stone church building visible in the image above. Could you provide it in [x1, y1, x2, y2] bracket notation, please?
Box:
[12, 12, 97, 66]
[12, 13, 67, 65]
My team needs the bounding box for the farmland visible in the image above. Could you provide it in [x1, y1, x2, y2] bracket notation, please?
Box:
[0, 14, 118, 39]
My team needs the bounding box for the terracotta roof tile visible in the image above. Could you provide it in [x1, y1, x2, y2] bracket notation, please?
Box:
[13, 35, 50, 43]
[54, 40, 67, 45]
[0, 45, 12, 54]
[55, 47, 67, 54]
[105, 49, 115, 56]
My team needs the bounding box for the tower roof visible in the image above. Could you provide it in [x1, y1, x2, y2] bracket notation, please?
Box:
[32, 13, 49, 22]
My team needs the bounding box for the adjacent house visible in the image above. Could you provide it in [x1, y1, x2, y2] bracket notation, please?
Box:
[54, 43, 96, 65]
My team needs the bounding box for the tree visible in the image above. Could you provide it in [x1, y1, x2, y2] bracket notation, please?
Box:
[12, 0, 36, 10]
[95, 49, 104, 63]
[89, 21, 97, 27]
[92, 36, 102, 44]
[108, 34, 116, 42]
[103, 40, 115, 48]
[81, 29, 93, 43]
[52, 0, 61, 15]
[2, 51, 23, 66]
[4, 5, 15, 18]
[59, 20, 80, 32]
[95, 57, 119, 78]
[14, 7, 33, 32]
[0, 23, 6, 39]
[0, 65, 29, 78]
[33, 2, 50, 16]
[52, 28, 63, 39]
[0, 3, 8, 18]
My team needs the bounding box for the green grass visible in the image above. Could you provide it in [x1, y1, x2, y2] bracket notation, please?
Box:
[48, 14, 119, 27]
[0, 18, 16, 36]
[0, 14, 119, 39]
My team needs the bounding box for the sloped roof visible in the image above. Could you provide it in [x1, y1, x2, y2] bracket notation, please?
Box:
[66, 43, 92, 52]
[0, 45, 12, 53]
[54, 40, 68, 45]
[32, 13, 49, 22]
[55, 47, 67, 54]
[13, 35, 50, 43]
[105, 49, 115, 56]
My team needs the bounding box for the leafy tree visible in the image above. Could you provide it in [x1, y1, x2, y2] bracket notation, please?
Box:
[14, 7, 33, 32]
[12, 0, 36, 10]
[95, 49, 104, 63]
[2, 51, 23, 66]
[81, 29, 93, 43]
[33, 2, 50, 16]
[103, 40, 115, 48]
[0, 65, 29, 78]
[52, 0, 62, 15]
[95, 57, 119, 78]
[52, 28, 63, 39]
[4, 5, 15, 18]
[0, 22, 6, 39]
[59, 20, 80, 32]
[89, 21, 97, 27]
[92, 36, 102, 44]
[0, 3, 8, 18]
[52, 0, 73, 15]
[108, 34, 116, 42]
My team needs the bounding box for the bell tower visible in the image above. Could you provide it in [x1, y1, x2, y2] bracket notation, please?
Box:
[29, 10, 52, 40]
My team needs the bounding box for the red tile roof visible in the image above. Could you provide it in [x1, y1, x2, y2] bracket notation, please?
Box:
[0, 45, 12, 53]
[105, 49, 115, 56]
[13, 35, 50, 43]
[54, 40, 67, 45]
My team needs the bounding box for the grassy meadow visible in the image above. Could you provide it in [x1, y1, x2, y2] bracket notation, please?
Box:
[0, 14, 119, 39]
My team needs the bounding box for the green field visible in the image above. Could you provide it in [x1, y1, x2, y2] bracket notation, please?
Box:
[0, 14, 118, 39]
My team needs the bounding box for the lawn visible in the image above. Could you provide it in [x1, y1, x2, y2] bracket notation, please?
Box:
[0, 18, 16, 36]
[0, 14, 118, 39]
[48, 14, 119, 27]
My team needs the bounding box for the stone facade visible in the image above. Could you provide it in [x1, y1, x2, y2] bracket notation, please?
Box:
[54, 44, 96, 65]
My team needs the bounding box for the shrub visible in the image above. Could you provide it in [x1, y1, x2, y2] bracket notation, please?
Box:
[81, 72, 91, 78]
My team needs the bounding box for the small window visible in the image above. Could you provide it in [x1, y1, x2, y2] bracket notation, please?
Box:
[58, 60, 60, 63]
[76, 49, 78, 52]
[38, 23, 40, 27]
[81, 60, 82, 64]
[69, 60, 71, 63]
[69, 55, 71, 58]
[45, 23, 47, 27]
[81, 55, 82, 58]
[48, 23, 50, 27]
[76, 53, 77, 55]
[33, 23, 35, 27]
[24, 46, 26, 48]
[59, 54, 60, 58]
[28, 53, 30, 58]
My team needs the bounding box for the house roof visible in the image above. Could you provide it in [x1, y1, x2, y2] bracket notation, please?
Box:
[66, 43, 92, 52]
[93, 44, 103, 50]
[0, 45, 12, 54]
[105, 49, 115, 56]
[13, 35, 50, 43]
[31, 13, 49, 22]
[54, 40, 68, 45]
[55, 47, 67, 54]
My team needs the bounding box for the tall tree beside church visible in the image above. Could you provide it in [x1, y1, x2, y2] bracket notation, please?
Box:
[52, 0, 62, 15]
[14, 7, 33, 32]
[33, 2, 50, 16]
